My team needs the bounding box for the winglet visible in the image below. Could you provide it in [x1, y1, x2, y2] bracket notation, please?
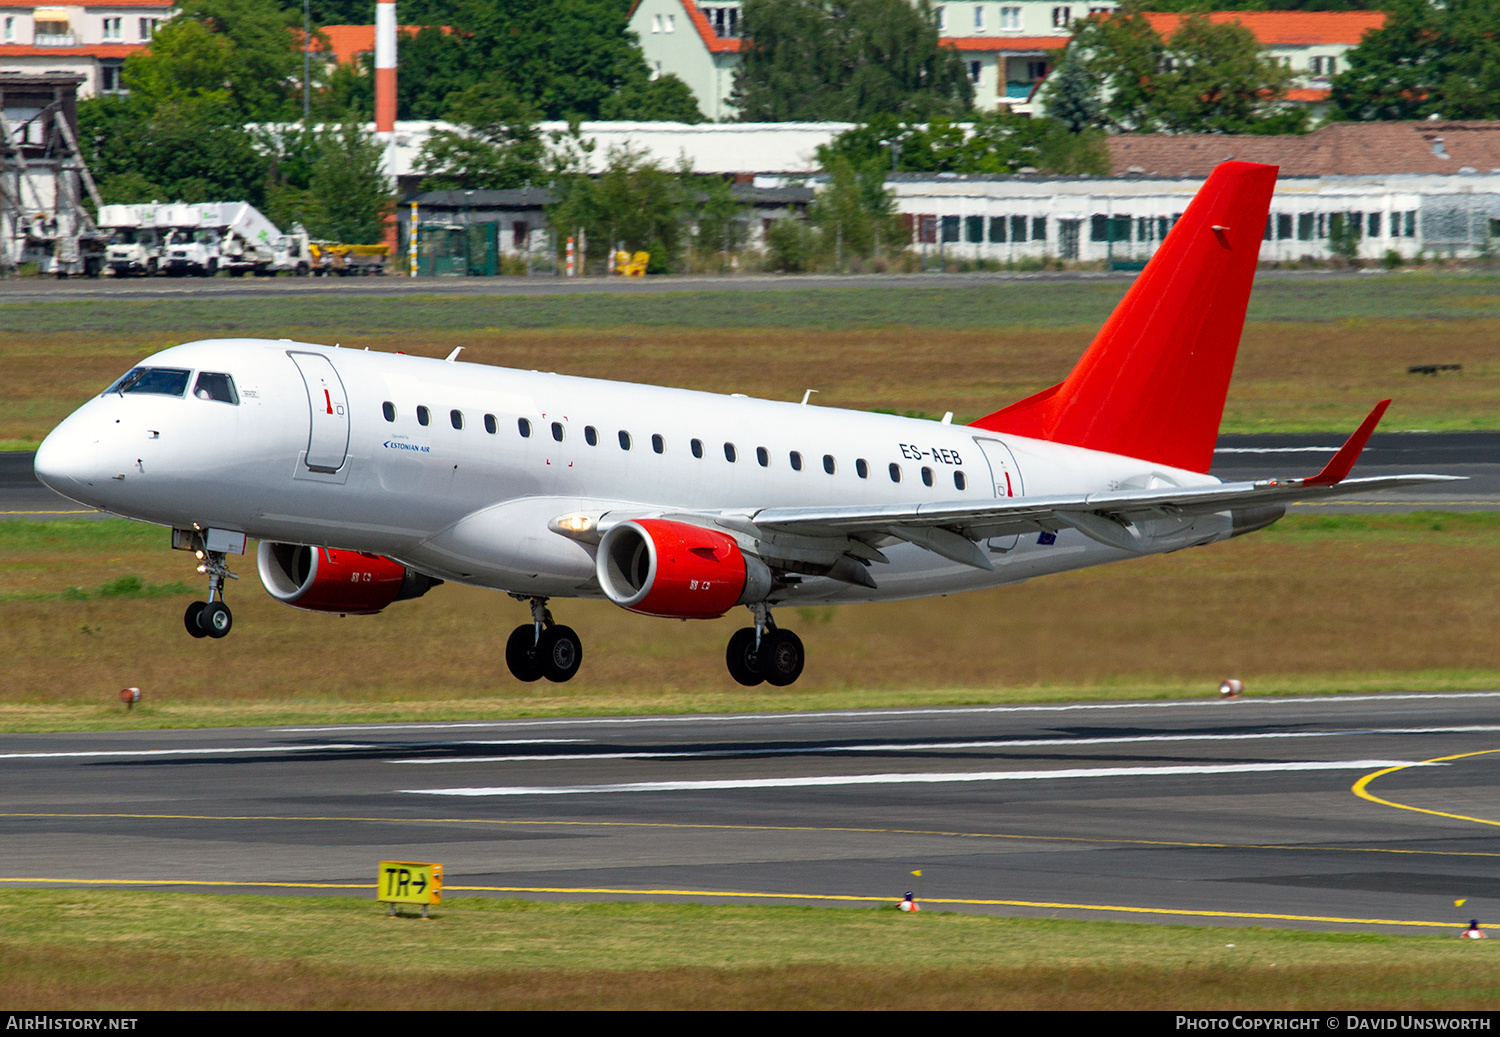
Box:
[1302, 399, 1391, 486]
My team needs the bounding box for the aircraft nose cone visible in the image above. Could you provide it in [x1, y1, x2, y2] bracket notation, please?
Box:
[34, 417, 101, 502]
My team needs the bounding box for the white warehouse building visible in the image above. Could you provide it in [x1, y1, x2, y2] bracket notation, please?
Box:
[883, 173, 1499, 264]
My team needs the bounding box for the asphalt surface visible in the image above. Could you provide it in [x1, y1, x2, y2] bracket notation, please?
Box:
[4, 432, 1495, 519]
[2, 692, 1497, 932]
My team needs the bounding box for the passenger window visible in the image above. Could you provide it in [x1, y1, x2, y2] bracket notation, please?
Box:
[856, 458, 869, 479]
[922, 466, 934, 487]
[954, 470, 966, 490]
[691, 438, 703, 459]
[518, 417, 532, 437]
[417, 406, 430, 427]
[193, 372, 238, 405]
[382, 401, 396, 422]
[551, 421, 564, 442]
[724, 443, 737, 462]
[619, 430, 632, 450]
[585, 426, 598, 446]
[450, 409, 464, 430]
[756, 446, 769, 467]
[789, 451, 803, 471]
[484, 414, 497, 434]
[652, 434, 665, 454]
[889, 463, 901, 483]
[823, 454, 836, 475]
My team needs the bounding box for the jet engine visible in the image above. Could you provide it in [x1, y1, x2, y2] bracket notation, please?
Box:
[256, 542, 439, 615]
[596, 519, 772, 619]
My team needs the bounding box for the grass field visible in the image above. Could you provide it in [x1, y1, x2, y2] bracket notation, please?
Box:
[1, 513, 1496, 731]
[1, 890, 1495, 1009]
[3, 273, 1500, 445]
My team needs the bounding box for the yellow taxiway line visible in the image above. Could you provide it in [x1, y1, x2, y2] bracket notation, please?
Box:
[1352, 748, 1500, 827]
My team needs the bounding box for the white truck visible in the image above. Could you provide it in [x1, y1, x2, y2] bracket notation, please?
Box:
[100, 202, 168, 277]
[158, 202, 311, 277]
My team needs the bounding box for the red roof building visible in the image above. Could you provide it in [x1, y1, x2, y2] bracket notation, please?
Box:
[0, 2, 174, 97]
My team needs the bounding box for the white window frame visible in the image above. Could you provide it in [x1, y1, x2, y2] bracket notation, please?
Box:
[102, 17, 122, 41]
[936, 5, 947, 33]
[1000, 6, 1021, 31]
[1052, 6, 1072, 29]
[973, 5, 985, 31]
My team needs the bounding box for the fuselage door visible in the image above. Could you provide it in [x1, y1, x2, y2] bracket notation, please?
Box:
[289, 351, 350, 472]
[973, 437, 1024, 499]
[973, 437, 1026, 553]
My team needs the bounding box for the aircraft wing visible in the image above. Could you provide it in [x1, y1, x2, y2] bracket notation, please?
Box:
[732, 398, 1456, 567]
[743, 472, 1461, 564]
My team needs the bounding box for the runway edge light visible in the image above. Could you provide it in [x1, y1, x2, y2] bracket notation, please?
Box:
[378, 860, 443, 919]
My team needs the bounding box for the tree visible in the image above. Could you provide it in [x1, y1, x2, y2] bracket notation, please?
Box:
[820, 111, 1110, 176]
[399, 0, 676, 121]
[1330, 0, 1500, 121]
[598, 72, 705, 123]
[732, 0, 973, 122]
[80, 95, 271, 207]
[133, 0, 301, 120]
[416, 80, 547, 190]
[309, 120, 394, 243]
[1055, 10, 1298, 134]
[808, 155, 904, 264]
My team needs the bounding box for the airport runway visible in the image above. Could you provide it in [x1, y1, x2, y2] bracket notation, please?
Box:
[1, 692, 1497, 933]
[3, 432, 1495, 519]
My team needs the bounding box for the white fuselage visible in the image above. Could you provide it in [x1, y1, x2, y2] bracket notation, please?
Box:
[35, 339, 1236, 606]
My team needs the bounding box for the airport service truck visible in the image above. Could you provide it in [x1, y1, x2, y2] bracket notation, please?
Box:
[158, 202, 311, 277]
[100, 203, 168, 276]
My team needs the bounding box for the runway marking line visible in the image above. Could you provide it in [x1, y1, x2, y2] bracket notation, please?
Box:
[0, 875, 1459, 929]
[3, 810, 1498, 858]
[1353, 748, 1500, 827]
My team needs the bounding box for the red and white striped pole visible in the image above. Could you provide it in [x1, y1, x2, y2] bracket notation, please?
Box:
[375, 1, 399, 263]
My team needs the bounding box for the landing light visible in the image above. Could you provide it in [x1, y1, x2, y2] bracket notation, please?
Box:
[548, 513, 603, 542]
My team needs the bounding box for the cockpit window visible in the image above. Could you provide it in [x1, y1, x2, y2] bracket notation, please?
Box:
[106, 367, 192, 398]
[193, 372, 239, 405]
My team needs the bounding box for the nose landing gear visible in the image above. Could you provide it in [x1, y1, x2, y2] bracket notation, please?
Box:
[505, 595, 582, 683]
[726, 603, 804, 687]
[184, 550, 237, 639]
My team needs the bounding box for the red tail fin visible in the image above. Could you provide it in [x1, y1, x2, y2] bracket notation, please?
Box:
[970, 161, 1278, 473]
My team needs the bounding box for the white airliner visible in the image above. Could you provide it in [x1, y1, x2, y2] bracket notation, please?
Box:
[34, 162, 1451, 687]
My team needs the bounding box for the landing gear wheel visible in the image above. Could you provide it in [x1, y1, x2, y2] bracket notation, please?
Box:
[725, 627, 764, 686]
[537, 625, 582, 683]
[184, 601, 208, 638]
[201, 601, 232, 638]
[505, 624, 543, 682]
[760, 628, 804, 687]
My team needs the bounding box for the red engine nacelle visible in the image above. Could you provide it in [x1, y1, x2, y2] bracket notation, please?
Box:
[596, 519, 772, 619]
[256, 542, 438, 615]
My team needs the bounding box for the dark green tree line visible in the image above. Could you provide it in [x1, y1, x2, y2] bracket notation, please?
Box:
[732, 0, 973, 121]
[1330, 0, 1500, 121]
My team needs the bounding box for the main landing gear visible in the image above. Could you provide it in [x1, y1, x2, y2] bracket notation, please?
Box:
[505, 595, 582, 683]
[184, 550, 237, 639]
[725, 603, 804, 687]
